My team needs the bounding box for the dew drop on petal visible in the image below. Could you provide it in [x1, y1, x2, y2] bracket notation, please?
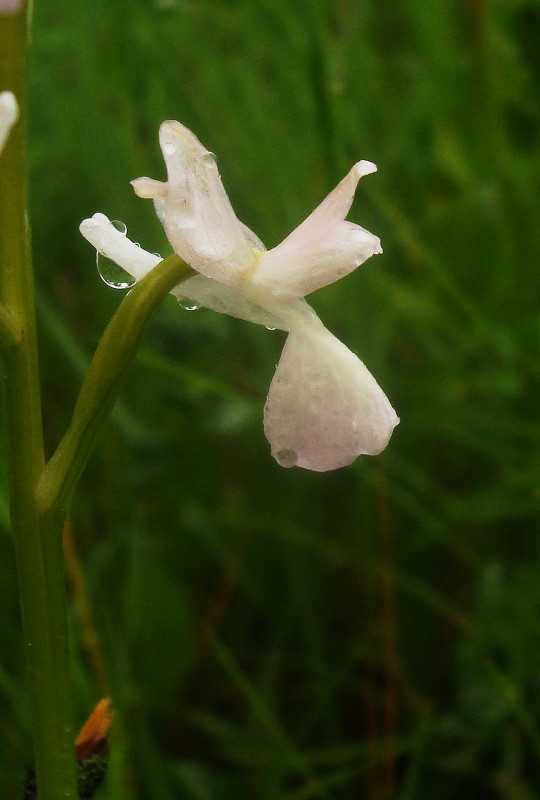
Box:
[275, 449, 298, 468]
[265, 326, 276, 331]
[163, 143, 176, 155]
[96, 252, 136, 289]
[202, 152, 216, 166]
[111, 219, 128, 235]
[177, 296, 200, 311]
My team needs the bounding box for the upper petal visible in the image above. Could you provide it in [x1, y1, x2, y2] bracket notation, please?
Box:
[263, 306, 399, 471]
[131, 121, 256, 286]
[250, 161, 382, 301]
[0, 91, 18, 154]
[79, 213, 161, 280]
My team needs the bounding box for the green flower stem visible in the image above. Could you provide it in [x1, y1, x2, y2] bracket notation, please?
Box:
[2, 15, 193, 799]
[0, 302, 22, 352]
[37, 254, 195, 517]
[0, 5, 79, 800]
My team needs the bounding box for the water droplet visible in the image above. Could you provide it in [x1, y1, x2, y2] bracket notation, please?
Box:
[275, 449, 298, 468]
[111, 219, 127, 235]
[96, 252, 136, 289]
[152, 252, 162, 259]
[203, 151, 216, 166]
[265, 326, 276, 331]
[177, 296, 200, 311]
[163, 142, 176, 156]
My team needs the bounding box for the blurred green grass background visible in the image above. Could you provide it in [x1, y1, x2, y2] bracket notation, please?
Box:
[2, 0, 540, 797]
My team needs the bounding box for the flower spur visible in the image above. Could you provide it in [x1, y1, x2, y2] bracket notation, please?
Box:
[80, 121, 399, 471]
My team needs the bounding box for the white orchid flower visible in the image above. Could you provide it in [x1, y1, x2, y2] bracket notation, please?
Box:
[80, 121, 399, 471]
[0, 91, 18, 155]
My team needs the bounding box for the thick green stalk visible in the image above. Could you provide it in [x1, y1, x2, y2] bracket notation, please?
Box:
[37, 254, 194, 517]
[0, 302, 22, 352]
[0, 6, 78, 800]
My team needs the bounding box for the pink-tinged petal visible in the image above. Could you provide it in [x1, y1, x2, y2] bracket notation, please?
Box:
[0, 0, 24, 14]
[132, 121, 256, 285]
[172, 275, 289, 330]
[79, 213, 161, 280]
[263, 309, 399, 471]
[0, 91, 18, 154]
[251, 161, 381, 301]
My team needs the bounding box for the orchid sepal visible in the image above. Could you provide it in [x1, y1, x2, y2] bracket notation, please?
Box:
[131, 121, 256, 287]
[251, 161, 382, 301]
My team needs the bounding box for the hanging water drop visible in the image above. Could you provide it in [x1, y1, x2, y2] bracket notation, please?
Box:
[96, 251, 136, 289]
[178, 297, 200, 311]
[111, 219, 128, 235]
[202, 151, 216, 166]
[265, 326, 276, 331]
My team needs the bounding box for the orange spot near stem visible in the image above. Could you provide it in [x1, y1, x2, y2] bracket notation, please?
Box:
[75, 698, 113, 760]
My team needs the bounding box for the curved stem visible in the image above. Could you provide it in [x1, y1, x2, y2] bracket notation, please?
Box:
[37, 254, 195, 517]
[0, 5, 79, 800]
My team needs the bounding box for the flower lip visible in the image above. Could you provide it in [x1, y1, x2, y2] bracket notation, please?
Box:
[263, 307, 399, 471]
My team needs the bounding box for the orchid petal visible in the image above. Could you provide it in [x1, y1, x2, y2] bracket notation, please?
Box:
[132, 121, 256, 285]
[263, 308, 399, 471]
[250, 162, 382, 301]
[173, 275, 291, 330]
[0, 91, 18, 154]
[79, 213, 161, 280]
